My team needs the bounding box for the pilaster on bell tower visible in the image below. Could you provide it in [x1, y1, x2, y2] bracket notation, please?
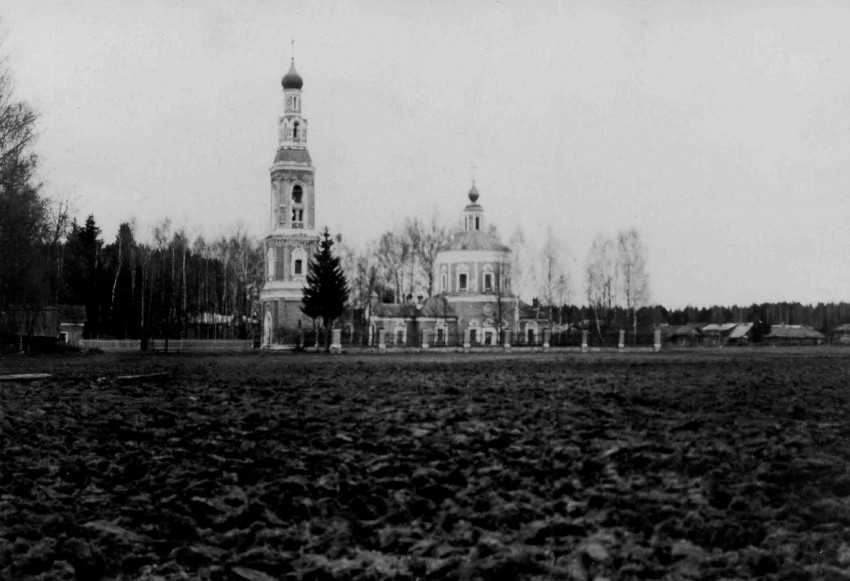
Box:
[260, 56, 321, 347]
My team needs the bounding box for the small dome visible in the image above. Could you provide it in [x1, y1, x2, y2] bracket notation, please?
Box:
[282, 60, 303, 90]
[468, 181, 480, 203]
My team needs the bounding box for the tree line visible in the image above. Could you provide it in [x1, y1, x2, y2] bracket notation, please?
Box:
[4, 50, 850, 347]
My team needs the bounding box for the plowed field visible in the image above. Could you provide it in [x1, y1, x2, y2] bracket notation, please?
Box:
[2, 351, 850, 580]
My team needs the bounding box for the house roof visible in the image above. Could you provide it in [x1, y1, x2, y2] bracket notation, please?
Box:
[766, 325, 824, 340]
[661, 324, 701, 339]
[832, 323, 850, 333]
[728, 323, 754, 340]
[702, 323, 738, 334]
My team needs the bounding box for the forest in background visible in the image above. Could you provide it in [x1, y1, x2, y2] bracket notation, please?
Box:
[3, 50, 850, 346]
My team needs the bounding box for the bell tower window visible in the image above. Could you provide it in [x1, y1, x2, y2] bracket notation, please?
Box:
[292, 248, 307, 277]
[475, 217, 480, 230]
[459, 273, 468, 291]
[291, 185, 304, 228]
[293, 122, 300, 140]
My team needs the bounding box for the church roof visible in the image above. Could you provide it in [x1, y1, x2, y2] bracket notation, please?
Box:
[371, 296, 457, 319]
[419, 295, 455, 318]
[372, 303, 418, 318]
[446, 230, 510, 252]
[274, 148, 312, 165]
[282, 60, 303, 90]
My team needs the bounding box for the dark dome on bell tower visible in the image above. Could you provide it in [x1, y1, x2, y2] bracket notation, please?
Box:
[281, 59, 303, 90]
[468, 181, 480, 203]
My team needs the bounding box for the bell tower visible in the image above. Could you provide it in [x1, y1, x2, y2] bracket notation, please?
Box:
[260, 58, 320, 346]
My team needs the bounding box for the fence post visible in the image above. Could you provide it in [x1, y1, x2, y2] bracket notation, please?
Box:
[378, 329, 386, 353]
[581, 330, 588, 353]
[463, 329, 471, 353]
[618, 329, 625, 350]
[542, 328, 550, 352]
[330, 329, 342, 353]
[421, 328, 429, 350]
[654, 329, 662, 352]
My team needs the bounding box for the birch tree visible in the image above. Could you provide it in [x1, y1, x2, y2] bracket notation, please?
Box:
[616, 228, 650, 343]
[508, 225, 535, 302]
[538, 226, 571, 325]
[585, 233, 616, 341]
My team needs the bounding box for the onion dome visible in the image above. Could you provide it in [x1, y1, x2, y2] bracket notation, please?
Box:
[468, 181, 480, 203]
[281, 59, 303, 90]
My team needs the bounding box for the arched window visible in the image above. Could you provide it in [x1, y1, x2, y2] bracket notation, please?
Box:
[291, 185, 304, 228]
[292, 248, 307, 277]
[293, 122, 300, 140]
[475, 217, 480, 230]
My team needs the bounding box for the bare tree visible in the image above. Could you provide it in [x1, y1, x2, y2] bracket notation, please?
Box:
[152, 218, 172, 349]
[585, 233, 616, 342]
[412, 210, 449, 297]
[402, 218, 422, 298]
[617, 228, 650, 343]
[508, 225, 535, 303]
[375, 230, 413, 303]
[538, 226, 571, 325]
[228, 227, 263, 343]
[493, 261, 510, 344]
[45, 196, 72, 304]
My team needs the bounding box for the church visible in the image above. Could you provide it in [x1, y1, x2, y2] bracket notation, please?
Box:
[260, 61, 550, 347]
[369, 183, 549, 347]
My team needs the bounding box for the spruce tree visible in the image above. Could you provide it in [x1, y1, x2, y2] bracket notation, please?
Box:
[301, 228, 349, 350]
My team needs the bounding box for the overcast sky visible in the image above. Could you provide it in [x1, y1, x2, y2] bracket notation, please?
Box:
[4, 0, 850, 308]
